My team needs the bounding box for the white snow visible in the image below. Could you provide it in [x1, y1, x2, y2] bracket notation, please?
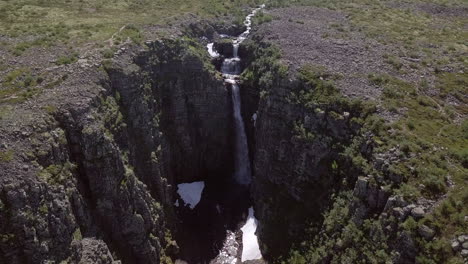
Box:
[241, 207, 262, 262]
[206, 43, 220, 58]
[176, 181, 205, 209]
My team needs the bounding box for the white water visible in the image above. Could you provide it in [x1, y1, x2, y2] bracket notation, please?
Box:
[231, 83, 252, 185]
[235, 4, 265, 45]
[207, 43, 220, 58]
[206, 4, 265, 59]
[221, 58, 241, 76]
[219, 5, 265, 185]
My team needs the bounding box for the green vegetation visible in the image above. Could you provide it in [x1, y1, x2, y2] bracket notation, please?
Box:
[241, 1, 466, 262]
[42, 104, 57, 114]
[437, 73, 468, 115]
[241, 42, 288, 90]
[37, 162, 77, 185]
[38, 203, 48, 215]
[269, 0, 467, 74]
[72, 228, 82, 241]
[99, 95, 126, 136]
[0, 105, 12, 120]
[298, 71, 468, 263]
[0, 233, 15, 245]
[102, 47, 117, 58]
[371, 73, 467, 201]
[0, 0, 465, 263]
[0, 68, 44, 103]
[114, 24, 143, 44]
[56, 52, 79, 65]
[288, 64, 377, 121]
[289, 65, 339, 106]
[0, 150, 14, 163]
[0, 0, 266, 55]
[279, 191, 395, 264]
[252, 11, 274, 25]
[293, 121, 316, 142]
[384, 54, 403, 70]
[159, 229, 178, 264]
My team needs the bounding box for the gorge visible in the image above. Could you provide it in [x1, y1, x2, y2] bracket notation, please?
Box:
[175, 6, 264, 263]
[0, 1, 467, 264]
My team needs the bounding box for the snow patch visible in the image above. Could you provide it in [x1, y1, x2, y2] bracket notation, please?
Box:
[241, 207, 262, 262]
[176, 181, 205, 209]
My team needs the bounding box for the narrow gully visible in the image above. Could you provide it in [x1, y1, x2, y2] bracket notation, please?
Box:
[174, 5, 265, 264]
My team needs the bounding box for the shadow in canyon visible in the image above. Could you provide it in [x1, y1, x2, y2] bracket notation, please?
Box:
[175, 175, 251, 263]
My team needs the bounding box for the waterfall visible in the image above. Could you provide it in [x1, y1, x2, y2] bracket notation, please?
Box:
[203, 5, 265, 263]
[221, 41, 251, 185]
[231, 83, 252, 185]
[233, 43, 239, 58]
[215, 5, 265, 185]
[220, 28, 253, 186]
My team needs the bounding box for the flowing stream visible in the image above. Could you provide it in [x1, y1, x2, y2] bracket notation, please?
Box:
[231, 83, 251, 185]
[219, 4, 264, 185]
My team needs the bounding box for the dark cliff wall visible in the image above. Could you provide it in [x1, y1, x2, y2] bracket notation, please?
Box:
[239, 41, 378, 259]
[239, 35, 447, 263]
[106, 39, 233, 189]
[0, 38, 232, 264]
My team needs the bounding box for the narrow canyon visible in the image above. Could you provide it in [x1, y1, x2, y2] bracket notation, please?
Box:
[1, 1, 466, 264]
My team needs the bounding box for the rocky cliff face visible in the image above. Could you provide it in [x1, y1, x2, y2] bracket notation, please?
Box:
[0, 38, 232, 264]
[239, 26, 464, 262]
[238, 41, 383, 259]
[108, 39, 233, 186]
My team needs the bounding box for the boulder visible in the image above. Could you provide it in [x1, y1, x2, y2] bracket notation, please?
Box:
[463, 242, 468, 250]
[418, 225, 435, 240]
[452, 241, 460, 251]
[392, 207, 406, 221]
[411, 207, 425, 219]
[461, 249, 468, 257]
[458, 235, 467, 243]
[353, 176, 368, 198]
[384, 196, 407, 212]
[214, 39, 234, 57]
